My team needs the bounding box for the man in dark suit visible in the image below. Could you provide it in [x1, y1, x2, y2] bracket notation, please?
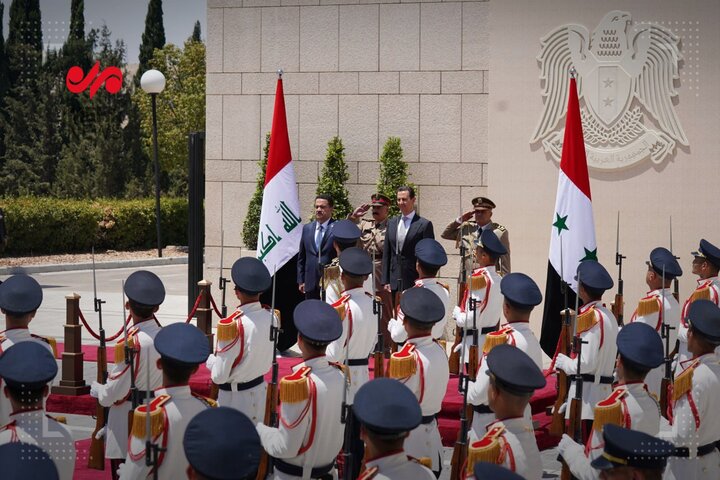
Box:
[382, 186, 435, 307]
[297, 194, 337, 299]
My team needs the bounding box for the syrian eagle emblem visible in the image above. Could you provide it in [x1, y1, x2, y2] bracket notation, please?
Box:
[531, 11, 688, 170]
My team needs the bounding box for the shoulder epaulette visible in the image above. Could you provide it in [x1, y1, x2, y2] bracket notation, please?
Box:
[466, 423, 505, 474]
[114, 335, 136, 364]
[482, 327, 511, 354]
[492, 222, 507, 233]
[357, 466, 378, 480]
[389, 343, 417, 379]
[192, 392, 218, 408]
[593, 386, 626, 432]
[690, 286, 711, 303]
[46, 414, 67, 424]
[470, 270, 488, 291]
[636, 297, 660, 317]
[437, 281, 449, 291]
[576, 307, 599, 334]
[262, 305, 282, 324]
[332, 295, 349, 319]
[216, 310, 242, 342]
[411, 457, 432, 469]
[280, 366, 311, 403]
[673, 360, 698, 402]
[324, 264, 341, 282]
[131, 394, 170, 439]
[31, 334, 57, 357]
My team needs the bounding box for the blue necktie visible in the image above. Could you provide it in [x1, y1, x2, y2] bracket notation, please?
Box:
[315, 225, 324, 251]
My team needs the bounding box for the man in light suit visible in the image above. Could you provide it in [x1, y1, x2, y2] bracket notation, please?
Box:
[382, 186, 434, 310]
[297, 194, 337, 299]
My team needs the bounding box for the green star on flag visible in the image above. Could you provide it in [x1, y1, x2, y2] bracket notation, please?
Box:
[552, 213, 569, 235]
[581, 248, 598, 262]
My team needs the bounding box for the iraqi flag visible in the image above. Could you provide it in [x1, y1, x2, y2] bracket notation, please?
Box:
[256, 74, 302, 274]
[539, 75, 597, 356]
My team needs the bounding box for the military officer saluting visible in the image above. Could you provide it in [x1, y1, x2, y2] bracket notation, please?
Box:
[389, 288, 449, 475]
[206, 257, 273, 423]
[630, 247, 682, 397]
[256, 300, 345, 479]
[354, 378, 435, 480]
[441, 196, 510, 275]
[590, 424, 674, 479]
[119, 323, 215, 480]
[558, 322, 664, 480]
[323, 219, 363, 304]
[467, 344, 545, 480]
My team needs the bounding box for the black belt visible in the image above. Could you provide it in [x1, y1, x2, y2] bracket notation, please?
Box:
[421, 414, 437, 424]
[473, 404, 493, 414]
[348, 358, 369, 366]
[459, 326, 497, 337]
[673, 442, 720, 457]
[273, 459, 334, 479]
[130, 390, 155, 404]
[577, 374, 614, 384]
[218, 375, 264, 392]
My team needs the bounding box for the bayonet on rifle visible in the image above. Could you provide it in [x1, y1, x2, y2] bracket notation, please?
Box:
[670, 217, 680, 301]
[612, 211, 625, 327]
[88, 248, 109, 470]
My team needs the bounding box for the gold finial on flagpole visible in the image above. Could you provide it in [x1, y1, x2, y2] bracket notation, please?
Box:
[569, 67, 577, 79]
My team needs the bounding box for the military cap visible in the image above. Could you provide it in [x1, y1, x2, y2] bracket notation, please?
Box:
[616, 322, 663, 370]
[0, 274, 43, 314]
[486, 344, 546, 396]
[500, 273, 542, 309]
[686, 299, 720, 344]
[647, 247, 682, 279]
[339, 247, 372, 276]
[231, 257, 271, 294]
[332, 219, 361, 243]
[591, 424, 674, 471]
[370, 193, 391, 207]
[353, 378, 421, 435]
[692, 239, 720, 269]
[124, 270, 165, 306]
[154, 323, 211, 366]
[576, 260, 614, 291]
[475, 229, 508, 258]
[400, 287, 445, 324]
[0, 342, 57, 389]
[415, 238, 448, 268]
[473, 462, 524, 480]
[0, 443, 59, 480]
[184, 407, 262, 480]
[294, 299, 342, 343]
[471, 196, 496, 210]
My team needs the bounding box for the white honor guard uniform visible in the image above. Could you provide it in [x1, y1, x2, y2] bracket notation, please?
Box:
[361, 451, 436, 480]
[389, 278, 451, 343]
[679, 276, 720, 363]
[323, 220, 366, 305]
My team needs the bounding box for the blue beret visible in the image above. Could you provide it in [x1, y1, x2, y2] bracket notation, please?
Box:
[332, 219, 361, 243]
[154, 323, 210, 366]
[124, 270, 166, 306]
[475, 229, 507, 258]
[591, 424, 674, 471]
[0, 275, 42, 314]
[415, 239, 448, 268]
[500, 273, 542, 308]
[692, 239, 720, 269]
[339, 247, 372, 276]
[0, 342, 57, 389]
[647, 247, 682, 279]
[486, 344, 545, 395]
[231, 257, 271, 294]
[400, 287, 445, 324]
[0, 443, 59, 479]
[686, 299, 720, 344]
[294, 299, 342, 343]
[184, 407, 261, 480]
[473, 462, 524, 480]
[353, 378, 421, 435]
[617, 322, 663, 369]
[576, 260, 614, 291]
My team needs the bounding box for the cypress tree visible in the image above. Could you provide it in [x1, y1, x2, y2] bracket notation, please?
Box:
[377, 137, 414, 217]
[138, 0, 165, 77]
[6, 0, 42, 87]
[0, 2, 9, 159]
[190, 20, 201, 43]
[316, 136, 351, 219]
[242, 133, 270, 250]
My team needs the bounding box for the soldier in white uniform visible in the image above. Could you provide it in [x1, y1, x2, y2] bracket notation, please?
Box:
[660, 300, 720, 480]
[389, 239, 450, 343]
[629, 247, 682, 399]
[90, 270, 165, 478]
[0, 442, 61, 479]
[466, 344, 545, 480]
[256, 299, 345, 480]
[590, 425, 674, 479]
[354, 378, 435, 480]
[678, 239, 720, 364]
[467, 272, 544, 438]
[452, 229, 506, 366]
[323, 220, 366, 305]
[558, 322, 664, 480]
[119, 323, 215, 480]
[554, 260, 618, 442]
[388, 287, 449, 476]
[206, 256, 273, 423]
[0, 342, 75, 480]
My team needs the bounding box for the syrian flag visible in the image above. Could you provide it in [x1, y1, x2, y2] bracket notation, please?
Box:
[256, 74, 302, 274]
[539, 75, 598, 356]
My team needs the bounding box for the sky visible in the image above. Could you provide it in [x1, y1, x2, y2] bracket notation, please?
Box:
[2, 0, 206, 64]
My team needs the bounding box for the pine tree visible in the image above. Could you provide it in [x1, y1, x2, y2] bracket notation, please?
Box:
[317, 136, 351, 219]
[138, 0, 165, 78]
[377, 137, 414, 217]
[59, 0, 92, 73]
[190, 20, 201, 43]
[242, 133, 270, 250]
[0, 2, 10, 160]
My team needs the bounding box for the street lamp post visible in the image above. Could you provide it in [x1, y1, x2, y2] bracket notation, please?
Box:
[140, 69, 166, 258]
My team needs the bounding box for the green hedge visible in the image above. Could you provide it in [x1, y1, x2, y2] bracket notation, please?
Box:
[0, 197, 188, 255]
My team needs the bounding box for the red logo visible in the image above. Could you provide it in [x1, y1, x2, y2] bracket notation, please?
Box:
[66, 62, 123, 98]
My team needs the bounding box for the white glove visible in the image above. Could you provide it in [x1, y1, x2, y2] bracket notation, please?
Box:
[452, 306, 461, 320]
[557, 401, 567, 415]
[116, 460, 129, 478]
[557, 433, 576, 458]
[205, 353, 217, 370]
[554, 353, 574, 375]
[94, 425, 106, 440]
[453, 342, 463, 353]
[90, 381, 102, 399]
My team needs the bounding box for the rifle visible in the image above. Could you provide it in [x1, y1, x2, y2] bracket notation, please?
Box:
[448, 223, 468, 375]
[144, 342, 164, 479]
[611, 211, 625, 327]
[549, 238, 571, 437]
[88, 248, 108, 470]
[122, 280, 140, 434]
[670, 217, 680, 301]
[340, 307, 353, 480]
[219, 230, 228, 318]
[449, 333, 471, 480]
[659, 267, 675, 419]
[257, 269, 280, 480]
[372, 248, 385, 378]
[467, 298, 479, 381]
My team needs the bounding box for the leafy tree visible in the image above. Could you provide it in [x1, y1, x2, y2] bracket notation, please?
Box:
[242, 133, 270, 250]
[190, 20, 201, 43]
[316, 136, 351, 219]
[377, 137, 414, 217]
[138, 0, 165, 78]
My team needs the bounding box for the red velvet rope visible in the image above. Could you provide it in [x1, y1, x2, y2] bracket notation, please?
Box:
[186, 291, 204, 323]
[77, 309, 130, 341]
